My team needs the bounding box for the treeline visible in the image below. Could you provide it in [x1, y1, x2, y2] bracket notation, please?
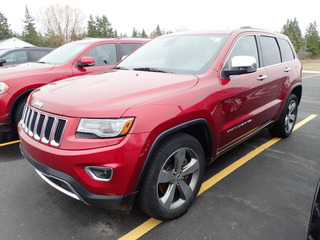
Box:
[281, 18, 320, 59]
[1, 5, 319, 59]
[0, 4, 167, 48]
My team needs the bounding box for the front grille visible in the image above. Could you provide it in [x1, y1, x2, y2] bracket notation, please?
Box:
[21, 105, 67, 147]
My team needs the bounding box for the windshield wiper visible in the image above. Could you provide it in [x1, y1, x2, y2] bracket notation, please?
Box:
[113, 66, 129, 70]
[37, 61, 48, 64]
[133, 67, 172, 73]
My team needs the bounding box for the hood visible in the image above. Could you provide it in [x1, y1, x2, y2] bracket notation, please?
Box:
[29, 70, 199, 118]
[0, 62, 55, 81]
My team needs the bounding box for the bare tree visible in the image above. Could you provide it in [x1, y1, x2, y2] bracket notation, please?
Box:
[39, 4, 85, 46]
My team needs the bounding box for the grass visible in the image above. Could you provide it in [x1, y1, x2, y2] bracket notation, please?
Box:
[301, 59, 320, 71]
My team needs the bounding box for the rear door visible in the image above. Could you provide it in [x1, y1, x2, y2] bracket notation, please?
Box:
[218, 35, 269, 148]
[259, 36, 293, 120]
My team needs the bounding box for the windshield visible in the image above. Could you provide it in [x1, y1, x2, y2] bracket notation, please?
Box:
[117, 34, 228, 75]
[38, 42, 89, 64]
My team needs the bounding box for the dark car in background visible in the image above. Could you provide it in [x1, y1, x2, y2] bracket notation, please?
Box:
[0, 47, 54, 66]
[307, 179, 320, 239]
[0, 38, 149, 142]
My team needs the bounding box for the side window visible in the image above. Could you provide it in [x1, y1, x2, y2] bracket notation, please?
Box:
[223, 35, 260, 71]
[119, 43, 142, 60]
[29, 50, 49, 62]
[85, 44, 117, 66]
[260, 36, 281, 66]
[3, 50, 27, 64]
[278, 39, 295, 62]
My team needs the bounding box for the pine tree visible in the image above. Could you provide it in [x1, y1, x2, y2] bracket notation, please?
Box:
[22, 5, 40, 45]
[114, 29, 118, 38]
[87, 15, 117, 38]
[97, 15, 114, 38]
[305, 21, 320, 57]
[281, 18, 303, 51]
[0, 11, 13, 40]
[140, 29, 148, 38]
[132, 28, 139, 37]
[150, 25, 163, 39]
[87, 15, 98, 38]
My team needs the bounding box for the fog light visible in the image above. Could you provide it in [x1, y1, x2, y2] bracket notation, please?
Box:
[85, 166, 113, 181]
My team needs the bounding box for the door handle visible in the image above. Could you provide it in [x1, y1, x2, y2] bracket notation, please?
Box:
[257, 75, 268, 81]
[284, 67, 291, 72]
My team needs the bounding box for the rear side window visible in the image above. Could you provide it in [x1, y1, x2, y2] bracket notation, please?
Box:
[3, 50, 27, 64]
[29, 50, 49, 62]
[278, 39, 295, 62]
[260, 36, 281, 67]
[119, 43, 142, 60]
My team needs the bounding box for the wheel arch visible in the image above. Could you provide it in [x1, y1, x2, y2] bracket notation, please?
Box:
[8, 89, 35, 123]
[290, 83, 302, 105]
[133, 118, 213, 193]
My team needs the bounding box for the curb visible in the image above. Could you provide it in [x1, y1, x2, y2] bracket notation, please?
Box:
[302, 70, 320, 74]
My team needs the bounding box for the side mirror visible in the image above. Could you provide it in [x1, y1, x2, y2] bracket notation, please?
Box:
[76, 56, 95, 68]
[223, 56, 257, 78]
[0, 58, 6, 66]
[121, 55, 128, 61]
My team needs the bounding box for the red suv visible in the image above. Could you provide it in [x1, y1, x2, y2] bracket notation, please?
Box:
[0, 38, 148, 141]
[19, 28, 302, 220]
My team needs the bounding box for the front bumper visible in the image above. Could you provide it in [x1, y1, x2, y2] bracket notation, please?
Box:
[20, 144, 137, 213]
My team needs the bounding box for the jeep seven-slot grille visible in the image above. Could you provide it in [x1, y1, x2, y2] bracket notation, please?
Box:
[21, 105, 67, 147]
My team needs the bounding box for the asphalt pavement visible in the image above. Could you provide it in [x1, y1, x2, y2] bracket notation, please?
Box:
[0, 72, 319, 240]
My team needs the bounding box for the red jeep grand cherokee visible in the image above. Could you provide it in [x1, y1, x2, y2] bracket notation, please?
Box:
[0, 38, 148, 141]
[19, 28, 302, 220]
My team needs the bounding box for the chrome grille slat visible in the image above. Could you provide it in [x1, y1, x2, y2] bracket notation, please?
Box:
[21, 105, 67, 147]
[42, 116, 55, 144]
[23, 107, 30, 132]
[35, 114, 45, 140]
[29, 111, 38, 137]
[51, 119, 67, 147]
[21, 105, 28, 128]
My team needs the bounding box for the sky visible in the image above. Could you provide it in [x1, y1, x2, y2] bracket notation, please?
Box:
[1, 0, 320, 37]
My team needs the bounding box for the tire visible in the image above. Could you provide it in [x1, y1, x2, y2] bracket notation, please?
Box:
[13, 97, 27, 128]
[138, 133, 205, 220]
[269, 94, 298, 138]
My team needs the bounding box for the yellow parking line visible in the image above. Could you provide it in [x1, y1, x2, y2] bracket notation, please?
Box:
[0, 140, 20, 147]
[293, 114, 317, 131]
[118, 114, 317, 240]
[118, 218, 162, 240]
[199, 114, 317, 196]
[198, 137, 281, 195]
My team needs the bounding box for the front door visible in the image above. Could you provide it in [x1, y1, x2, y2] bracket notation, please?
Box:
[218, 35, 269, 149]
[72, 43, 117, 76]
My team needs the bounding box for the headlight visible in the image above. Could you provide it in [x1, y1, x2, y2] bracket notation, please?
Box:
[0, 82, 9, 94]
[76, 118, 134, 138]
